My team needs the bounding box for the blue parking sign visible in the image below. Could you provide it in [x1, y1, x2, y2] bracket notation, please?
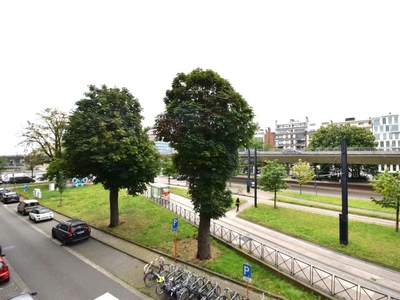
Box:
[243, 263, 252, 282]
[172, 218, 178, 231]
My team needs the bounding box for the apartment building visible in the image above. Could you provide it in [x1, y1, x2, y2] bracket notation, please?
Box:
[371, 113, 400, 173]
[274, 118, 317, 150]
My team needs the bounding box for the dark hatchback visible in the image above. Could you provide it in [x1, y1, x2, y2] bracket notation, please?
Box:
[51, 219, 91, 245]
[0, 191, 20, 204]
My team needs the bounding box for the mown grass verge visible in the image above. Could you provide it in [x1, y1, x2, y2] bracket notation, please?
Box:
[13, 183, 322, 300]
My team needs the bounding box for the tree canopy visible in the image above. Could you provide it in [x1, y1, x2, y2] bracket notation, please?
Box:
[308, 123, 377, 150]
[258, 160, 289, 208]
[371, 169, 400, 232]
[291, 159, 314, 194]
[63, 84, 161, 227]
[154, 68, 256, 259]
[20, 108, 68, 160]
[308, 123, 378, 179]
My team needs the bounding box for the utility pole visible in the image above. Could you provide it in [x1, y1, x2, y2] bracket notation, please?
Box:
[339, 139, 348, 245]
[254, 147, 257, 208]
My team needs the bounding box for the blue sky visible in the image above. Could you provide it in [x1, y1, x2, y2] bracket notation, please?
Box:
[1, 0, 399, 155]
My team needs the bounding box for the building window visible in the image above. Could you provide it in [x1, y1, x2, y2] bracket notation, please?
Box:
[383, 133, 387, 140]
[394, 116, 398, 123]
[386, 125, 390, 132]
[382, 117, 386, 125]
[392, 125, 398, 131]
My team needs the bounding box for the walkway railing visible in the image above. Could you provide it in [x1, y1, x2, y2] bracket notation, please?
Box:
[149, 197, 399, 300]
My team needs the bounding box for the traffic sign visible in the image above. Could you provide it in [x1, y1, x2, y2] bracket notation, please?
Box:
[243, 263, 252, 282]
[172, 218, 178, 231]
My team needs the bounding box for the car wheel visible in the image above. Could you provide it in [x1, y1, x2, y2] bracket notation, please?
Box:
[51, 231, 56, 238]
[62, 239, 67, 246]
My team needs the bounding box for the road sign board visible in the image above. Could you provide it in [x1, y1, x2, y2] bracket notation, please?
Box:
[243, 263, 252, 282]
[172, 218, 178, 231]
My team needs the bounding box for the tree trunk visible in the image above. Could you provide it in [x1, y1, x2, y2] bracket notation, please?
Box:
[196, 213, 211, 260]
[274, 190, 277, 208]
[109, 187, 119, 228]
[300, 184, 302, 194]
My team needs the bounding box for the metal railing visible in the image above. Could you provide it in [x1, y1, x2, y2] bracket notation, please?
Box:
[149, 196, 399, 300]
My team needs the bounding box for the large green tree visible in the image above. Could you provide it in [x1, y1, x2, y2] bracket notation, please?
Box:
[21, 108, 68, 160]
[308, 124, 378, 179]
[371, 169, 400, 232]
[258, 160, 289, 208]
[63, 84, 161, 227]
[154, 68, 256, 260]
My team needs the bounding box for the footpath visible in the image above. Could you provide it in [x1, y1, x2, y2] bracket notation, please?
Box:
[161, 178, 400, 299]
[2, 179, 399, 300]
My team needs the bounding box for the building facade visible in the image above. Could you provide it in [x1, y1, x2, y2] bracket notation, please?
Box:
[371, 113, 400, 173]
[274, 118, 317, 150]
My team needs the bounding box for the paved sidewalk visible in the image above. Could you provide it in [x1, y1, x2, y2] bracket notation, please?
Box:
[160, 178, 400, 299]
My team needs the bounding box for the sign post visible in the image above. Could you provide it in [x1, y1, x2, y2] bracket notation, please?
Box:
[243, 263, 252, 298]
[172, 218, 178, 262]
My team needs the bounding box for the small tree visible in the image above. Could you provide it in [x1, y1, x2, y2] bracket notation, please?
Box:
[24, 149, 48, 178]
[371, 169, 400, 232]
[291, 159, 314, 194]
[258, 160, 289, 208]
[161, 155, 178, 184]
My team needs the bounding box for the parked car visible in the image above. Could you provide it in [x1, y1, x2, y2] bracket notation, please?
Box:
[0, 188, 11, 198]
[1, 191, 20, 204]
[17, 199, 39, 215]
[29, 207, 53, 223]
[8, 176, 35, 184]
[51, 219, 91, 245]
[6, 292, 38, 300]
[0, 253, 10, 283]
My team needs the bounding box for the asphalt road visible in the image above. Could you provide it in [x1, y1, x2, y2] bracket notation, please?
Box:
[0, 203, 151, 300]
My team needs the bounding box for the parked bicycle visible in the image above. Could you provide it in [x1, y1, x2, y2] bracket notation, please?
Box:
[143, 262, 175, 287]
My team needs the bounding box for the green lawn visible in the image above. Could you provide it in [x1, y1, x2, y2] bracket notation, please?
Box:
[13, 182, 399, 299]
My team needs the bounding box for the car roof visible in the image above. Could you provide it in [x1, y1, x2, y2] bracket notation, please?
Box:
[21, 199, 38, 203]
[64, 219, 86, 225]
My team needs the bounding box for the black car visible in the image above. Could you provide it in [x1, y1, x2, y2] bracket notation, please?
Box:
[8, 176, 35, 184]
[51, 219, 91, 245]
[1, 191, 20, 204]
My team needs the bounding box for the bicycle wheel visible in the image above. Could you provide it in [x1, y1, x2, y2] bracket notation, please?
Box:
[143, 271, 157, 287]
[155, 282, 166, 295]
[178, 288, 190, 300]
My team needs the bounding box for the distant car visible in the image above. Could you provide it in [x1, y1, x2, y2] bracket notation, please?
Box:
[0, 253, 10, 283]
[176, 174, 187, 181]
[283, 148, 301, 154]
[51, 219, 91, 245]
[1, 191, 20, 204]
[8, 176, 35, 184]
[29, 207, 53, 223]
[6, 292, 38, 300]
